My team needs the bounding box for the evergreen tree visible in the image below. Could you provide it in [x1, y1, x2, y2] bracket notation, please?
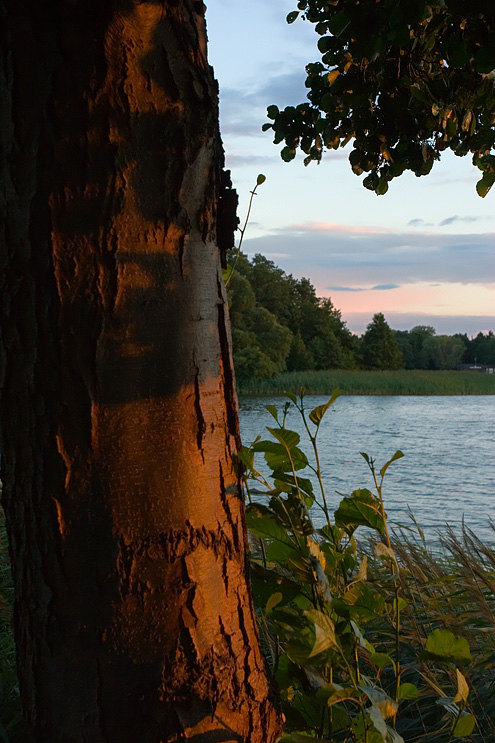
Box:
[359, 313, 403, 370]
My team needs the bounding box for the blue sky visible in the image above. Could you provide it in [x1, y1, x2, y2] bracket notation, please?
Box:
[206, 0, 495, 336]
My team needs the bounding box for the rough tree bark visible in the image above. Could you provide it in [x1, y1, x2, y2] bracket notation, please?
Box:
[0, 2, 281, 741]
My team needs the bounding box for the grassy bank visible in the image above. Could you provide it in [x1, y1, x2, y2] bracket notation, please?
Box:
[238, 368, 495, 396]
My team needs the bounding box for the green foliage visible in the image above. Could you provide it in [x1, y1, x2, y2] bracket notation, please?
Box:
[423, 334, 466, 370]
[358, 313, 403, 370]
[227, 249, 492, 381]
[240, 390, 495, 741]
[237, 368, 495, 396]
[265, 1, 495, 195]
[228, 252, 356, 380]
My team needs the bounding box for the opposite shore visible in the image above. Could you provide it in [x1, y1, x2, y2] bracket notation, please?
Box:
[237, 369, 495, 396]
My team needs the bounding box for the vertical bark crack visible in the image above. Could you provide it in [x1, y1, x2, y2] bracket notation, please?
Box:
[193, 360, 206, 463]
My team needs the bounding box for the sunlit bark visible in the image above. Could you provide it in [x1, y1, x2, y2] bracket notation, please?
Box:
[0, 2, 281, 740]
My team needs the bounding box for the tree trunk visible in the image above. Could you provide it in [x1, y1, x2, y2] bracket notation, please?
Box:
[0, 2, 281, 741]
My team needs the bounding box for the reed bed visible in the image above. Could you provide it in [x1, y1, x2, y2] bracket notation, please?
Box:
[364, 522, 495, 741]
[238, 369, 495, 396]
[2, 516, 495, 740]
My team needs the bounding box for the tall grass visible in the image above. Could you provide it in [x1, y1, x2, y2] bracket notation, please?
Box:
[369, 522, 495, 741]
[238, 369, 495, 396]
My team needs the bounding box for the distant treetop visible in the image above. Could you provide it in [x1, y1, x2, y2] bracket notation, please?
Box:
[264, 0, 495, 196]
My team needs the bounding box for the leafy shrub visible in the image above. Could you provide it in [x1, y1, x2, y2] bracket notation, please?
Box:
[238, 390, 489, 742]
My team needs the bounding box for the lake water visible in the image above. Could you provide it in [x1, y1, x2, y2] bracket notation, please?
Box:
[238, 395, 495, 544]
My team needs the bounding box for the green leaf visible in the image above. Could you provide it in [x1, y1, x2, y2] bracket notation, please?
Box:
[333, 583, 385, 622]
[245, 504, 293, 544]
[308, 389, 340, 425]
[251, 439, 308, 472]
[422, 628, 472, 663]
[265, 539, 293, 563]
[370, 652, 395, 670]
[267, 105, 279, 119]
[376, 177, 389, 195]
[453, 713, 476, 737]
[286, 10, 299, 24]
[281, 146, 296, 162]
[267, 426, 300, 450]
[316, 684, 357, 706]
[327, 11, 350, 36]
[256, 173, 266, 185]
[398, 682, 419, 700]
[285, 392, 297, 404]
[222, 265, 232, 284]
[273, 473, 314, 499]
[265, 591, 283, 613]
[265, 404, 279, 422]
[305, 609, 336, 656]
[335, 489, 385, 535]
[379, 450, 404, 478]
[476, 172, 495, 198]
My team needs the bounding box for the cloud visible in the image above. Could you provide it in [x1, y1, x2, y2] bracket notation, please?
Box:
[219, 70, 308, 138]
[224, 153, 279, 168]
[371, 284, 400, 290]
[327, 286, 365, 292]
[439, 215, 481, 226]
[244, 221, 495, 286]
[408, 218, 434, 227]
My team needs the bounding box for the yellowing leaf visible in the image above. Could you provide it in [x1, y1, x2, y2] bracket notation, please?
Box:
[376, 542, 398, 572]
[305, 609, 336, 657]
[453, 668, 469, 704]
[308, 538, 326, 571]
[328, 69, 340, 86]
[359, 685, 398, 719]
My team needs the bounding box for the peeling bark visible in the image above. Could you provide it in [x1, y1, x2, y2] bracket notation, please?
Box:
[0, 2, 281, 741]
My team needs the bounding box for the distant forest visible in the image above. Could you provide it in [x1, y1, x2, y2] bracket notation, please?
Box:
[227, 253, 495, 382]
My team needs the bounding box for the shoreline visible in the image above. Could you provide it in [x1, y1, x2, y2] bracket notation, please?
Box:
[237, 369, 495, 397]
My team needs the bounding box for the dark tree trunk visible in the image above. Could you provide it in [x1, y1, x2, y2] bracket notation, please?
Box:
[0, 2, 281, 741]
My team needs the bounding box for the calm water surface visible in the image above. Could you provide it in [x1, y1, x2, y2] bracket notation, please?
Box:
[238, 395, 495, 543]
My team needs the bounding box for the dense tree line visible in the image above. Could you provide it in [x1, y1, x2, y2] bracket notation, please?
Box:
[227, 253, 355, 380]
[395, 326, 495, 370]
[228, 254, 495, 379]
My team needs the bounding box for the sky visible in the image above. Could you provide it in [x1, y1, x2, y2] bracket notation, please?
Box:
[205, 0, 495, 336]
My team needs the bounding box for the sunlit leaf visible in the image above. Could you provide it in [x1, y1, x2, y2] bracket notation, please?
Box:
[453, 713, 476, 737]
[453, 668, 469, 704]
[308, 389, 340, 425]
[335, 489, 385, 535]
[267, 426, 300, 450]
[379, 450, 404, 478]
[422, 628, 472, 663]
[398, 682, 419, 700]
[305, 609, 336, 656]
